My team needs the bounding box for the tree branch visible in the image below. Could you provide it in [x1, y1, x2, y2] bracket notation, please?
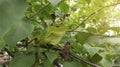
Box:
[40, 46, 101, 67]
[69, 52, 101, 67]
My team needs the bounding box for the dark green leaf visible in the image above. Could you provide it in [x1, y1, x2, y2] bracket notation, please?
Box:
[89, 53, 102, 63]
[9, 53, 35, 67]
[46, 52, 59, 63]
[63, 61, 82, 67]
[114, 58, 120, 66]
[42, 59, 54, 67]
[75, 32, 92, 45]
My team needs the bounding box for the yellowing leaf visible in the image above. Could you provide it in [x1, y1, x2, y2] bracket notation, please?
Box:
[45, 25, 67, 45]
[38, 24, 67, 46]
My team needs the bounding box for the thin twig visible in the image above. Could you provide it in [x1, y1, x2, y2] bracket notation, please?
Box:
[71, 2, 120, 31]
[27, 3, 50, 19]
[28, 38, 37, 44]
[68, 30, 120, 37]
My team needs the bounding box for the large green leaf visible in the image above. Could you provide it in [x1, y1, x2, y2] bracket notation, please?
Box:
[0, 0, 27, 37]
[9, 53, 35, 67]
[84, 44, 102, 56]
[63, 61, 82, 67]
[0, 38, 5, 51]
[4, 20, 34, 48]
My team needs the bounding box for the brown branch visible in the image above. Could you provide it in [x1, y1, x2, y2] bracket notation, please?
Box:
[69, 52, 101, 67]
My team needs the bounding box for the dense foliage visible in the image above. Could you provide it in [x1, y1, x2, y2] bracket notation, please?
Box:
[0, 0, 120, 67]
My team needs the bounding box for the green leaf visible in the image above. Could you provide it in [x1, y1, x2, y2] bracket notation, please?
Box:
[0, 65, 2, 67]
[42, 59, 54, 67]
[39, 5, 53, 19]
[100, 58, 113, 67]
[0, 38, 5, 51]
[89, 53, 102, 63]
[38, 24, 67, 45]
[47, 0, 61, 6]
[9, 53, 35, 67]
[85, 0, 91, 4]
[29, 0, 38, 3]
[99, 52, 114, 67]
[114, 58, 120, 66]
[75, 32, 92, 45]
[87, 27, 97, 33]
[59, 2, 69, 14]
[4, 20, 34, 48]
[63, 61, 82, 67]
[84, 44, 102, 57]
[0, 0, 27, 37]
[45, 25, 67, 45]
[46, 52, 59, 63]
[78, 0, 87, 4]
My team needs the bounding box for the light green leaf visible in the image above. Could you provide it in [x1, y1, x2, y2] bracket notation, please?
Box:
[59, 2, 69, 14]
[45, 25, 67, 45]
[38, 24, 67, 45]
[4, 20, 34, 48]
[100, 58, 113, 67]
[99, 52, 115, 67]
[85, 0, 91, 4]
[9, 53, 35, 67]
[63, 61, 82, 67]
[87, 27, 97, 33]
[78, 0, 87, 4]
[0, 65, 2, 67]
[0, 0, 27, 37]
[84, 44, 102, 56]
[47, 0, 61, 6]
